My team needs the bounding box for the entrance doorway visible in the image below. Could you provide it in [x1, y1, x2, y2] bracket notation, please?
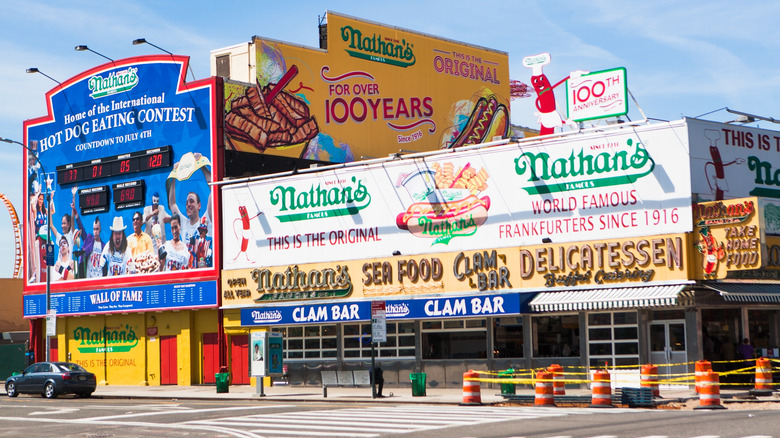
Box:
[202, 333, 219, 384]
[160, 335, 178, 385]
[230, 335, 249, 385]
[649, 320, 686, 387]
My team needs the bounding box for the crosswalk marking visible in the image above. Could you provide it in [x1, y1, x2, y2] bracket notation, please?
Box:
[186, 405, 647, 437]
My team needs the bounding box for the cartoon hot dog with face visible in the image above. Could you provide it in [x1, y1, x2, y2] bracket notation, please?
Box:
[447, 95, 509, 149]
[523, 52, 588, 135]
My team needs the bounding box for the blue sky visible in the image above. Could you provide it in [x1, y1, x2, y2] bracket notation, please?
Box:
[1, 0, 779, 277]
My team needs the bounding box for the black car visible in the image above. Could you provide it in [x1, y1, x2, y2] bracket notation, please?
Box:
[5, 362, 96, 398]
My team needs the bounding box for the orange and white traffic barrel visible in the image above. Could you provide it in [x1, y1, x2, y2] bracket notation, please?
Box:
[695, 371, 726, 410]
[534, 371, 555, 406]
[461, 370, 482, 405]
[590, 369, 613, 408]
[751, 357, 774, 396]
[695, 360, 712, 394]
[547, 364, 565, 396]
[640, 363, 660, 397]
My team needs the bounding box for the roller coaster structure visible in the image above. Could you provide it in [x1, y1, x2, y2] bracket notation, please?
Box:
[0, 193, 22, 279]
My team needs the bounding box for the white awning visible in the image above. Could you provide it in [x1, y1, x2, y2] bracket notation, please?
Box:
[529, 285, 688, 312]
[704, 283, 780, 303]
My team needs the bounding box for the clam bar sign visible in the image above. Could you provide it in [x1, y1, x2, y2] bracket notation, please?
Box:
[240, 293, 526, 326]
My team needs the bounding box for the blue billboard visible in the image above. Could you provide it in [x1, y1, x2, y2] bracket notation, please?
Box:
[24, 280, 218, 317]
[239, 292, 532, 326]
[23, 55, 219, 299]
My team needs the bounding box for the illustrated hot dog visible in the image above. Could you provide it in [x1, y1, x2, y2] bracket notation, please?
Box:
[396, 195, 491, 236]
[448, 95, 509, 149]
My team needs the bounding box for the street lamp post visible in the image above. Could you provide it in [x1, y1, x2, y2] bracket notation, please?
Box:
[1, 137, 52, 362]
[133, 38, 196, 81]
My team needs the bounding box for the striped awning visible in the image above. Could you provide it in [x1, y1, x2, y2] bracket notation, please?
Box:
[704, 283, 780, 303]
[529, 285, 688, 312]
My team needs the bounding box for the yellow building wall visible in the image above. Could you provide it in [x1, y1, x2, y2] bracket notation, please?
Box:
[146, 313, 161, 386]
[64, 313, 146, 385]
[191, 309, 219, 384]
[54, 308, 218, 386]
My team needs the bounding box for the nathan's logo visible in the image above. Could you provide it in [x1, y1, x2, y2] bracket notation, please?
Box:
[693, 200, 754, 227]
[514, 139, 654, 195]
[340, 25, 416, 67]
[88, 67, 139, 99]
[73, 325, 139, 353]
[269, 176, 371, 222]
[747, 156, 780, 198]
[249, 309, 283, 323]
[251, 265, 353, 301]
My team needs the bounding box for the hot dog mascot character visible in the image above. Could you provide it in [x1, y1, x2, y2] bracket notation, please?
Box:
[695, 226, 725, 277]
[522, 52, 587, 136]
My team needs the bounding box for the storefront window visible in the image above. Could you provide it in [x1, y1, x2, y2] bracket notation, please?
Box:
[701, 308, 742, 362]
[587, 311, 638, 367]
[342, 322, 416, 358]
[422, 318, 488, 359]
[748, 310, 777, 356]
[275, 324, 338, 360]
[532, 315, 580, 358]
[494, 317, 523, 358]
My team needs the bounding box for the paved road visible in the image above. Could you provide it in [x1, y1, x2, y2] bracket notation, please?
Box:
[0, 397, 776, 437]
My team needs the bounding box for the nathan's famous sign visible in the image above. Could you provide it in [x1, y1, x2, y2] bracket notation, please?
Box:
[222, 122, 692, 269]
[692, 197, 763, 279]
[222, 11, 510, 163]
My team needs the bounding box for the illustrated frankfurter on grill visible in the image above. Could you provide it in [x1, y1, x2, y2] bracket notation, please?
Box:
[396, 194, 491, 236]
[448, 94, 509, 149]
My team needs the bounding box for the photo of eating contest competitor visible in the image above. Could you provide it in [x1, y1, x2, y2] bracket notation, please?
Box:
[165, 151, 214, 268]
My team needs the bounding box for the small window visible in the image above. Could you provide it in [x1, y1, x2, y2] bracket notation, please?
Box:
[215, 54, 230, 78]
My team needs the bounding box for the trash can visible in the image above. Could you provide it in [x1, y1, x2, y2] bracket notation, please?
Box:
[410, 372, 426, 396]
[215, 371, 230, 393]
[499, 369, 515, 395]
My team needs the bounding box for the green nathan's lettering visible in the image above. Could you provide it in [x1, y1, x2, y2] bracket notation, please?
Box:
[513, 139, 655, 195]
[340, 25, 416, 67]
[270, 176, 371, 214]
[73, 325, 139, 353]
[514, 139, 652, 181]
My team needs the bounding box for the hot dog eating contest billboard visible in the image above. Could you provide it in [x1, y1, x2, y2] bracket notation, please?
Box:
[23, 55, 220, 317]
[222, 11, 511, 162]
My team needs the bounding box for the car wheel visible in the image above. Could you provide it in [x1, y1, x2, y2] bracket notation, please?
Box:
[43, 382, 57, 399]
[80, 392, 93, 398]
[5, 381, 18, 397]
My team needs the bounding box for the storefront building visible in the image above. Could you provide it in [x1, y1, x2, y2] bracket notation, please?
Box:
[217, 113, 780, 388]
[18, 11, 780, 388]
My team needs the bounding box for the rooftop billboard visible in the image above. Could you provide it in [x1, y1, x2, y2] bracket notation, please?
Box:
[23, 55, 220, 310]
[223, 11, 511, 162]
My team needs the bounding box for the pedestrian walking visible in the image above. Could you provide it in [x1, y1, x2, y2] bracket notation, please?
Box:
[736, 338, 755, 384]
[373, 367, 384, 397]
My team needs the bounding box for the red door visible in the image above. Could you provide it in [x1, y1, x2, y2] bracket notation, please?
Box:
[202, 333, 219, 384]
[160, 335, 178, 385]
[49, 338, 58, 362]
[230, 335, 249, 385]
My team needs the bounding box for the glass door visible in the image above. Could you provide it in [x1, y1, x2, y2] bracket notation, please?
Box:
[649, 320, 687, 387]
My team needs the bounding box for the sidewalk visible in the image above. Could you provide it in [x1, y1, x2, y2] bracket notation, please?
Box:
[4, 383, 774, 405]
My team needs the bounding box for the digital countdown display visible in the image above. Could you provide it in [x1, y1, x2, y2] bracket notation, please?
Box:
[56, 145, 172, 185]
[77, 185, 110, 215]
[113, 180, 145, 210]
